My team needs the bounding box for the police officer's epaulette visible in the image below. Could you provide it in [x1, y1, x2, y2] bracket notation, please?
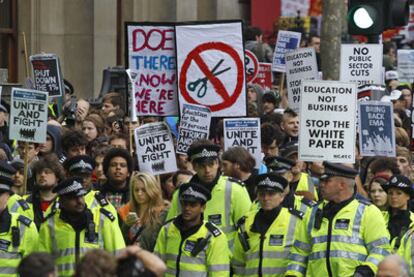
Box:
[227, 177, 245, 187]
[100, 208, 116, 222]
[288, 207, 304, 220]
[17, 215, 32, 227]
[17, 199, 30, 210]
[301, 197, 316, 207]
[236, 216, 246, 229]
[205, 222, 222, 237]
[357, 197, 372, 206]
[94, 192, 108, 207]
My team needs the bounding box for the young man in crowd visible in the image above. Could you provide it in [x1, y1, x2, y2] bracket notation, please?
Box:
[61, 129, 88, 159]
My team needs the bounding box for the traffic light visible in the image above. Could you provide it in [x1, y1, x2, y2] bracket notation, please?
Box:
[348, 0, 409, 36]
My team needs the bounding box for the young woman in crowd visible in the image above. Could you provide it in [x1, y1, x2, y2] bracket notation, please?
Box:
[82, 113, 105, 143]
[118, 172, 167, 251]
[368, 176, 388, 211]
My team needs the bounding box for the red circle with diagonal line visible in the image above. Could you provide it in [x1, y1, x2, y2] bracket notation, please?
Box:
[179, 42, 244, 112]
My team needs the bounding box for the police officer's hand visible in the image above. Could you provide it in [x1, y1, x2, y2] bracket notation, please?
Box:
[125, 212, 140, 226]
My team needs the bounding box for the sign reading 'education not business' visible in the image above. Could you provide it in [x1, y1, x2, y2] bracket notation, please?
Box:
[299, 80, 357, 163]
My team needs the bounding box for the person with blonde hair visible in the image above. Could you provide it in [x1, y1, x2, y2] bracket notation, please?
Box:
[118, 172, 167, 251]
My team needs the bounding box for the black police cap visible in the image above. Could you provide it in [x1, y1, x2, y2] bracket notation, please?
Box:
[320, 162, 358, 180]
[179, 182, 211, 203]
[256, 173, 288, 192]
[264, 156, 295, 173]
[187, 144, 220, 164]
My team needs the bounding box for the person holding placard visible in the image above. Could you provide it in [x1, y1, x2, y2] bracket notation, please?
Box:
[166, 140, 252, 251]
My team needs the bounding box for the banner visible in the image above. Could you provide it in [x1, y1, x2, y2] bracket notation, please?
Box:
[252, 63, 273, 90]
[134, 122, 177, 175]
[340, 44, 383, 87]
[398, 49, 414, 83]
[176, 21, 246, 117]
[126, 23, 178, 116]
[9, 88, 48, 143]
[272, 30, 302, 72]
[223, 118, 261, 169]
[298, 80, 357, 163]
[285, 47, 318, 113]
[358, 101, 395, 157]
[30, 53, 64, 98]
[281, 0, 310, 16]
[176, 104, 211, 155]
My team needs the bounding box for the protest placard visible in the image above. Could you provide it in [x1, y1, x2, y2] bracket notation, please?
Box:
[126, 23, 178, 116]
[176, 104, 211, 155]
[176, 21, 246, 117]
[398, 49, 414, 83]
[299, 80, 357, 163]
[358, 101, 395, 157]
[30, 53, 64, 98]
[252, 63, 273, 90]
[9, 88, 48, 143]
[340, 44, 383, 87]
[281, 0, 310, 16]
[272, 30, 302, 72]
[245, 50, 259, 83]
[285, 47, 318, 113]
[135, 122, 177, 175]
[224, 118, 261, 169]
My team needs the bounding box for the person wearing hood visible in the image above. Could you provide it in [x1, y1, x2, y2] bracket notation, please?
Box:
[39, 124, 64, 162]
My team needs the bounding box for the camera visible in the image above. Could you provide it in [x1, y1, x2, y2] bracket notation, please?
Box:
[117, 256, 155, 277]
[63, 96, 77, 126]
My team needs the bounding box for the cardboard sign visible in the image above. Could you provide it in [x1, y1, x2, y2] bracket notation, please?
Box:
[252, 63, 273, 90]
[9, 88, 48, 143]
[272, 30, 302, 72]
[285, 47, 318, 113]
[358, 101, 395, 157]
[245, 50, 259, 83]
[299, 80, 357, 163]
[223, 118, 261, 169]
[134, 122, 177, 175]
[176, 21, 246, 117]
[176, 104, 211, 155]
[340, 44, 383, 87]
[398, 50, 414, 83]
[126, 23, 178, 116]
[30, 54, 64, 98]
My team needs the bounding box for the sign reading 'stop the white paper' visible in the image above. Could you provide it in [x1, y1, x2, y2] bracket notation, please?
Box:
[286, 47, 318, 113]
[9, 88, 48, 143]
[340, 44, 383, 87]
[299, 80, 357, 163]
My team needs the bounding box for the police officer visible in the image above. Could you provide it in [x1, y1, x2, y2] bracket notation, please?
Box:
[166, 140, 252, 250]
[155, 182, 230, 276]
[286, 162, 391, 276]
[264, 156, 314, 213]
[0, 165, 38, 276]
[64, 155, 117, 215]
[233, 173, 303, 276]
[38, 177, 125, 277]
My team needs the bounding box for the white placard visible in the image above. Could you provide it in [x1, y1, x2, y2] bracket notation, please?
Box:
[299, 80, 357, 163]
[285, 47, 318, 113]
[340, 44, 383, 87]
[398, 49, 414, 83]
[134, 122, 177, 175]
[126, 24, 178, 116]
[9, 88, 48, 143]
[272, 30, 302, 72]
[223, 118, 261, 169]
[176, 21, 246, 117]
[281, 0, 310, 16]
[176, 104, 211, 155]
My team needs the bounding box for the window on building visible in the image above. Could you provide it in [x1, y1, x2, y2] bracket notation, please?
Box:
[0, 0, 17, 82]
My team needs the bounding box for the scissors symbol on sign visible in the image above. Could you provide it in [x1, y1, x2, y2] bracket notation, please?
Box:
[187, 59, 231, 98]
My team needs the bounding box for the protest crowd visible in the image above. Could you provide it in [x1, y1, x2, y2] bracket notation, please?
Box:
[2, 20, 414, 277]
